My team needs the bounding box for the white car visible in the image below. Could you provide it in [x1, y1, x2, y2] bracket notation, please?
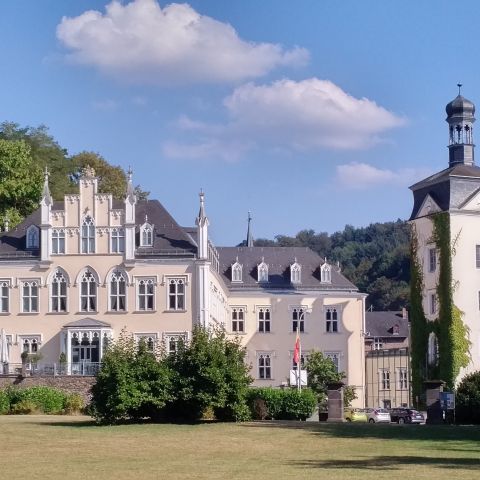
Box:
[364, 407, 391, 424]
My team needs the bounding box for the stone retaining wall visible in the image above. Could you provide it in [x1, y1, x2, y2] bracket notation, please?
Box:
[0, 376, 96, 402]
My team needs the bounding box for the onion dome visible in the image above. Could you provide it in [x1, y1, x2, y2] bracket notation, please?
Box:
[446, 95, 475, 118]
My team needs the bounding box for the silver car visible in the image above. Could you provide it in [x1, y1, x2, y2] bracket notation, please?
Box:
[364, 407, 391, 424]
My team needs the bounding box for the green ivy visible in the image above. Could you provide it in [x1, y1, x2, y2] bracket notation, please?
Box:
[410, 213, 471, 400]
[432, 213, 470, 389]
[409, 223, 429, 401]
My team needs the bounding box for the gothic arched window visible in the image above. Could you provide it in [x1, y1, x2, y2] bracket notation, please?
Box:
[81, 216, 95, 253]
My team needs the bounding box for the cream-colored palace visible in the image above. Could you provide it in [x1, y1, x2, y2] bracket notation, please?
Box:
[0, 167, 366, 405]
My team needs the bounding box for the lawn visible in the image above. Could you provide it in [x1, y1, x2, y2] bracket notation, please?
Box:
[0, 416, 479, 479]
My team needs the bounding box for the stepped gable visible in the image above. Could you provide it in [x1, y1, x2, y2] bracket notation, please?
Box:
[216, 246, 356, 290]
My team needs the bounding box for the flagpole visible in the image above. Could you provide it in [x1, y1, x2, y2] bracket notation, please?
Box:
[298, 326, 302, 392]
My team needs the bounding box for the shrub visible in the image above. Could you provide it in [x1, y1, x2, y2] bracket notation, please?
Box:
[20, 386, 67, 414]
[64, 394, 85, 414]
[11, 399, 38, 415]
[0, 390, 9, 414]
[248, 387, 317, 420]
[456, 371, 480, 424]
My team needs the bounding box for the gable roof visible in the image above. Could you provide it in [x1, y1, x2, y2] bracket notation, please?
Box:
[365, 311, 409, 338]
[216, 246, 357, 291]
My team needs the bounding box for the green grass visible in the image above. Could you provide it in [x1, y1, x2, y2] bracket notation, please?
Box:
[1, 416, 479, 479]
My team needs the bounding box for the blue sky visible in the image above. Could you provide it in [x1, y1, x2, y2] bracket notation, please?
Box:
[0, 0, 479, 245]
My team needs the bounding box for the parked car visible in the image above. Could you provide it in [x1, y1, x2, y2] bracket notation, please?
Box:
[389, 408, 425, 424]
[364, 407, 391, 424]
[344, 407, 368, 422]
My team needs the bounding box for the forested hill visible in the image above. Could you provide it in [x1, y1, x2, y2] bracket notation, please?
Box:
[254, 220, 410, 311]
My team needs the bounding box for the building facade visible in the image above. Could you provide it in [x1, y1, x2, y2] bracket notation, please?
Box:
[0, 167, 366, 405]
[364, 311, 410, 408]
[409, 89, 480, 392]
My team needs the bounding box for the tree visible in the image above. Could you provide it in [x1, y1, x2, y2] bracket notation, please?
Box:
[91, 331, 173, 424]
[305, 350, 356, 406]
[0, 139, 42, 229]
[71, 152, 149, 201]
[166, 326, 252, 421]
[455, 371, 480, 424]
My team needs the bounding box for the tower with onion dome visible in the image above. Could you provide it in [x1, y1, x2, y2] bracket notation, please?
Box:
[409, 87, 479, 399]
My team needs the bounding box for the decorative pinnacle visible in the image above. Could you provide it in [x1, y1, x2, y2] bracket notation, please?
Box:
[458, 83, 463, 95]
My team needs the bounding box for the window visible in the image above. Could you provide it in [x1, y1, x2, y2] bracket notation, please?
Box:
[232, 262, 242, 282]
[52, 229, 65, 254]
[428, 332, 439, 366]
[80, 271, 97, 312]
[326, 308, 339, 333]
[232, 307, 245, 333]
[22, 280, 39, 313]
[325, 352, 340, 372]
[373, 338, 383, 350]
[429, 248, 437, 272]
[111, 228, 125, 253]
[26, 226, 39, 249]
[290, 262, 301, 284]
[109, 270, 126, 312]
[429, 293, 437, 315]
[0, 281, 9, 313]
[476, 245, 480, 268]
[257, 261, 268, 282]
[163, 333, 187, 355]
[397, 368, 408, 390]
[258, 353, 271, 379]
[140, 222, 153, 247]
[258, 307, 271, 333]
[168, 278, 185, 310]
[51, 269, 67, 312]
[321, 263, 331, 283]
[138, 278, 155, 311]
[81, 216, 95, 253]
[23, 338, 38, 354]
[292, 353, 309, 370]
[135, 334, 157, 352]
[292, 307, 305, 332]
[380, 369, 391, 390]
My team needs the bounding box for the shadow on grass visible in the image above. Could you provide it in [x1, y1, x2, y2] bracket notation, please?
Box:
[241, 421, 480, 443]
[292, 455, 480, 470]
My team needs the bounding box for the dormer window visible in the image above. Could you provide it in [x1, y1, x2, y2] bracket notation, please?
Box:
[290, 261, 301, 284]
[321, 262, 331, 283]
[140, 222, 154, 247]
[26, 225, 39, 249]
[232, 260, 243, 282]
[393, 324, 400, 335]
[257, 260, 268, 283]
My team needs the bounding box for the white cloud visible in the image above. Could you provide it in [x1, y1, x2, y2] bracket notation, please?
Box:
[56, 0, 308, 85]
[165, 78, 406, 160]
[336, 162, 431, 189]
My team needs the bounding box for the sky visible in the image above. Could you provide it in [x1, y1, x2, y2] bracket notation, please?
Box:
[1, 0, 479, 246]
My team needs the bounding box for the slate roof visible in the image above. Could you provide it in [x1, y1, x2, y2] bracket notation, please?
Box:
[409, 164, 480, 220]
[216, 246, 357, 291]
[0, 199, 197, 259]
[365, 311, 409, 338]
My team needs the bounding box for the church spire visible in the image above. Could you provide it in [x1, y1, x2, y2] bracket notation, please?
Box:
[246, 211, 254, 247]
[446, 85, 476, 167]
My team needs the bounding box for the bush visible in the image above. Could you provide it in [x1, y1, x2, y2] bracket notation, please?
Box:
[20, 386, 67, 413]
[11, 399, 39, 414]
[248, 387, 317, 420]
[456, 371, 480, 424]
[0, 390, 9, 414]
[64, 394, 85, 414]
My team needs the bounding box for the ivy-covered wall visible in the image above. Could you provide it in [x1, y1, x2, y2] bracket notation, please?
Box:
[410, 212, 470, 403]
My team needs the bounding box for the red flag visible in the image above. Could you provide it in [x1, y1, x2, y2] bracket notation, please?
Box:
[293, 329, 300, 365]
